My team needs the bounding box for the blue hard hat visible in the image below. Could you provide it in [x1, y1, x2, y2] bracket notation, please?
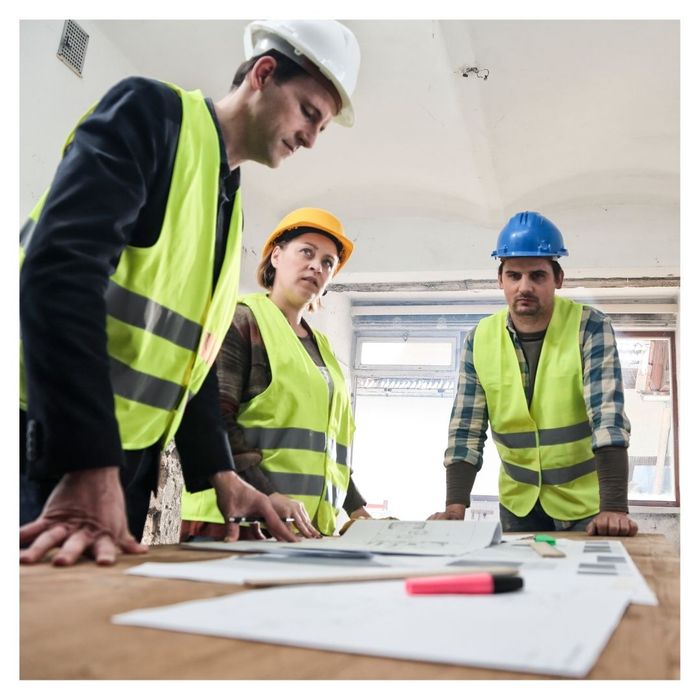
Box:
[491, 211, 568, 258]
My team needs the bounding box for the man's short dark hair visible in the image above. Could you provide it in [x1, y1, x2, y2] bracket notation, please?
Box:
[498, 258, 563, 281]
[230, 49, 309, 90]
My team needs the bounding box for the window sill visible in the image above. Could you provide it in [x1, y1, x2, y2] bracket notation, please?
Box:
[629, 505, 680, 514]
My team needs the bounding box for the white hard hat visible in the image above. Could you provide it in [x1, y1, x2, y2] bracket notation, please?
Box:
[244, 19, 360, 127]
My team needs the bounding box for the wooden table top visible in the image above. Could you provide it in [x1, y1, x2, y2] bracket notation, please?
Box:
[20, 532, 680, 680]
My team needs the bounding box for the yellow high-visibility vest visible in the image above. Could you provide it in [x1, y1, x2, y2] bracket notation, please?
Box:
[182, 293, 355, 535]
[20, 82, 242, 449]
[473, 296, 599, 520]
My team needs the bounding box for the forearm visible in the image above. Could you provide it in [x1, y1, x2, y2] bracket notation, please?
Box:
[236, 462, 275, 495]
[343, 476, 366, 514]
[595, 445, 630, 512]
[446, 460, 479, 507]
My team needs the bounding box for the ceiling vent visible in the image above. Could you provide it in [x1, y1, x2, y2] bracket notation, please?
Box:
[57, 20, 89, 77]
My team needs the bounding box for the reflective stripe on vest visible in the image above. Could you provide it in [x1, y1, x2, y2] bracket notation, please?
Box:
[492, 420, 592, 449]
[243, 426, 350, 467]
[502, 456, 596, 486]
[181, 293, 355, 534]
[20, 218, 36, 251]
[541, 457, 596, 485]
[106, 281, 202, 352]
[473, 296, 599, 520]
[262, 472, 346, 510]
[502, 460, 540, 486]
[20, 82, 243, 449]
[109, 357, 186, 411]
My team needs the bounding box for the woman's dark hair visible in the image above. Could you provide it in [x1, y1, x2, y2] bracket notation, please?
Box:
[231, 49, 309, 90]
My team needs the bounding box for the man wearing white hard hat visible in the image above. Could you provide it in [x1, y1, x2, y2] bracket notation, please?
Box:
[430, 212, 637, 537]
[19, 20, 361, 566]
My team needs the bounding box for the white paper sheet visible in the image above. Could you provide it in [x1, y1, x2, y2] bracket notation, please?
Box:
[126, 553, 513, 586]
[139, 538, 656, 605]
[113, 579, 631, 678]
[449, 538, 658, 605]
[183, 519, 502, 557]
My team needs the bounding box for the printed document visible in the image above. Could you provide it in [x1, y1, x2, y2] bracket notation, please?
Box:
[126, 552, 515, 587]
[451, 537, 657, 605]
[113, 579, 631, 678]
[183, 519, 503, 557]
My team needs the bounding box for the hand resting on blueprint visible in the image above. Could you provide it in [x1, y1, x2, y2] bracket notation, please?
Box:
[269, 493, 321, 539]
[210, 471, 299, 543]
[586, 511, 638, 537]
[20, 467, 148, 566]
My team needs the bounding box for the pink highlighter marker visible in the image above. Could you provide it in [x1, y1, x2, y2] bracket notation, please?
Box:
[405, 572, 524, 595]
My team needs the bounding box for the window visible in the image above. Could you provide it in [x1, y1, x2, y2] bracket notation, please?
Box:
[352, 389, 458, 520]
[356, 336, 457, 369]
[351, 330, 463, 519]
[616, 332, 678, 505]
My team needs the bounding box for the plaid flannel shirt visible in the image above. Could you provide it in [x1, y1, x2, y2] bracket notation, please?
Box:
[444, 304, 631, 470]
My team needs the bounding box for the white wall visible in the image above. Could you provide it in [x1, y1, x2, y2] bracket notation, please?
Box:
[337, 201, 680, 284]
[308, 292, 353, 372]
[20, 20, 140, 220]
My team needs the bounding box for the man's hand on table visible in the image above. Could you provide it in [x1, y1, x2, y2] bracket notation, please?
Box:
[427, 504, 466, 521]
[586, 510, 638, 537]
[20, 467, 148, 566]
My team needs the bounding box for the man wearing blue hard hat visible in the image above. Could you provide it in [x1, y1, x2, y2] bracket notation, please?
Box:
[430, 212, 637, 536]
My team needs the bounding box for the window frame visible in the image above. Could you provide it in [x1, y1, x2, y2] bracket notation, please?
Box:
[614, 330, 679, 507]
[354, 332, 461, 375]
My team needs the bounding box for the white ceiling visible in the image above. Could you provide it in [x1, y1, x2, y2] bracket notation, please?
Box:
[90, 19, 680, 286]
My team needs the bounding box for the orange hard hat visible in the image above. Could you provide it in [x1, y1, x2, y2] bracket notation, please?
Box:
[261, 207, 354, 274]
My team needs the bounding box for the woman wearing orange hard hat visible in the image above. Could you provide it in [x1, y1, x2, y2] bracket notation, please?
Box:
[180, 207, 369, 539]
